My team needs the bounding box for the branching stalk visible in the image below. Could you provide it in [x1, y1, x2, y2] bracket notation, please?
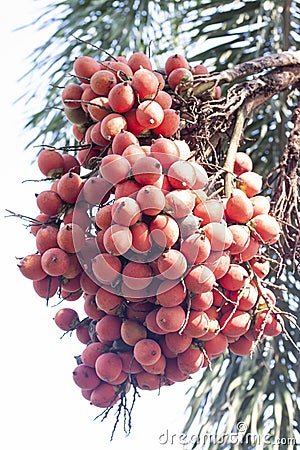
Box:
[223, 107, 246, 197]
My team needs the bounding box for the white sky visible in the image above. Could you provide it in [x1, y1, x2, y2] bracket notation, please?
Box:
[1, 2, 203, 450]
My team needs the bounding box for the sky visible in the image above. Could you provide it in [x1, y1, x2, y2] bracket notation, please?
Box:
[0, 2, 202, 450]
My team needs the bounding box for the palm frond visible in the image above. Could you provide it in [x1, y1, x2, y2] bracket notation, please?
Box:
[184, 332, 299, 450]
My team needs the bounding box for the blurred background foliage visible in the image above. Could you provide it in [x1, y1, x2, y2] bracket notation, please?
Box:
[19, 1, 299, 448]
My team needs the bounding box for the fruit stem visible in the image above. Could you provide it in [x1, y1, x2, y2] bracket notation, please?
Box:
[223, 106, 246, 198]
[178, 289, 191, 335]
